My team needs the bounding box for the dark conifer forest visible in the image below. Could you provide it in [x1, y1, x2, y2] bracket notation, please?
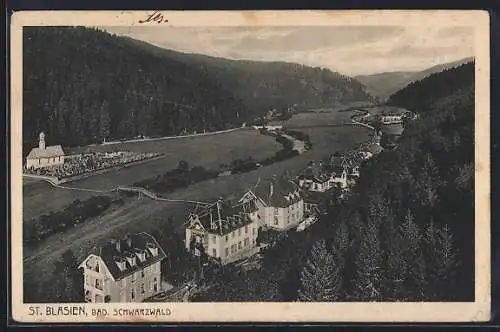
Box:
[23, 26, 372, 155]
[193, 62, 476, 302]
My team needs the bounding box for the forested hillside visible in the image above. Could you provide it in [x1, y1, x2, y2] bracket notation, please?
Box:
[357, 57, 474, 101]
[23, 27, 372, 154]
[195, 62, 476, 302]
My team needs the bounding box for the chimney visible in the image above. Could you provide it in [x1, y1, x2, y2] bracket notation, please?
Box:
[216, 200, 223, 232]
[115, 240, 121, 252]
[269, 182, 274, 200]
[123, 234, 132, 248]
[209, 209, 215, 230]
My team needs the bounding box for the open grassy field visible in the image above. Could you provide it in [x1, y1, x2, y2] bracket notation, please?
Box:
[270, 105, 364, 128]
[22, 129, 282, 221]
[23, 121, 372, 301]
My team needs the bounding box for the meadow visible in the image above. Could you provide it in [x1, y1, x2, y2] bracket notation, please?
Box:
[270, 105, 359, 128]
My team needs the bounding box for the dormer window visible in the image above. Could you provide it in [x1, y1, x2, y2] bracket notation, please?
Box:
[135, 250, 146, 263]
[126, 255, 137, 267]
[146, 242, 159, 257]
[116, 259, 127, 271]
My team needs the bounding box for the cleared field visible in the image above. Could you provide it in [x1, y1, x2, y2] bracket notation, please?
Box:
[23, 124, 372, 301]
[22, 129, 282, 221]
[270, 106, 360, 128]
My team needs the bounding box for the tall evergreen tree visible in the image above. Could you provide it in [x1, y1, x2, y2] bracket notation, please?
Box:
[352, 219, 382, 301]
[399, 210, 426, 300]
[429, 223, 459, 300]
[298, 239, 343, 301]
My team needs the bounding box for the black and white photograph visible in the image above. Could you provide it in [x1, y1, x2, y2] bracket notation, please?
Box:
[11, 10, 490, 323]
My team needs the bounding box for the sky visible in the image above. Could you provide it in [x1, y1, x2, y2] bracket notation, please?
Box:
[103, 26, 474, 76]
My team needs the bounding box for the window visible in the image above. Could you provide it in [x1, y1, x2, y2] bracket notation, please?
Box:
[141, 270, 145, 278]
[212, 236, 216, 244]
[225, 235, 228, 242]
[153, 278, 158, 292]
[253, 228, 256, 235]
[141, 284, 145, 294]
[274, 208, 279, 214]
[131, 289, 135, 300]
[232, 232, 235, 238]
[238, 241, 242, 250]
[131, 273, 136, 283]
[225, 247, 229, 257]
[244, 238, 249, 247]
[238, 229, 241, 236]
[212, 248, 217, 257]
[245, 226, 248, 234]
[274, 217, 278, 225]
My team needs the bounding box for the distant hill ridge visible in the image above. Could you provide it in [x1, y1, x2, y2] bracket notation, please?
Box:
[23, 26, 372, 154]
[386, 60, 475, 113]
[356, 57, 474, 101]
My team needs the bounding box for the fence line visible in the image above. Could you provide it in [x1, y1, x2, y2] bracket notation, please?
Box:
[24, 175, 211, 205]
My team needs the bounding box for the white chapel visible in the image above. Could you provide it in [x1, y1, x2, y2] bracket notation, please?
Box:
[26, 132, 65, 169]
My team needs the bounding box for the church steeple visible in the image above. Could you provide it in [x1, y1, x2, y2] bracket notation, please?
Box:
[39, 132, 46, 150]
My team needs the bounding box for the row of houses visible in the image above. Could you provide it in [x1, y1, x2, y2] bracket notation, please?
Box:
[79, 140, 383, 303]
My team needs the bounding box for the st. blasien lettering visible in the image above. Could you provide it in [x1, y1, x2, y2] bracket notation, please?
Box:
[22, 24, 475, 306]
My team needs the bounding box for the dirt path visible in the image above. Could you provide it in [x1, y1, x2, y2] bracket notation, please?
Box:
[99, 127, 244, 146]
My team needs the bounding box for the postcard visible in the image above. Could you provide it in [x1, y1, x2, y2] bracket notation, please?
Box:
[10, 10, 490, 323]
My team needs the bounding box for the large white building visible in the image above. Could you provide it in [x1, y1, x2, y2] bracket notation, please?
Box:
[239, 177, 305, 231]
[185, 199, 261, 265]
[78, 232, 167, 303]
[26, 132, 65, 169]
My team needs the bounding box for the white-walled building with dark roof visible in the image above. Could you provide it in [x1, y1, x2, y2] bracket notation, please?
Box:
[78, 232, 167, 303]
[26, 132, 65, 169]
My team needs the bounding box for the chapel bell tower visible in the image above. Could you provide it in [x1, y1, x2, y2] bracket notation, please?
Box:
[39, 132, 46, 150]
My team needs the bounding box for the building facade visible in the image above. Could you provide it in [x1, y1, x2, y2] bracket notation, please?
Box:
[78, 232, 167, 303]
[185, 200, 261, 265]
[240, 177, 305, 231]
[26, 132, 65, 169]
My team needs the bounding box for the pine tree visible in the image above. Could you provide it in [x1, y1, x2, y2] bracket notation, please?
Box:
[368, 194, 390, 228]
[332, 218, 350, 257]
[352, 219, 382, 301]
[380, 209, 407, 300]
[99, 101, 111, 142]
[297, 239, 343, 302]
[422, 220, 439, 300]
[429, 223, 459, 300]
[399, 209, 426, 300]
[416, 154, 440, 209]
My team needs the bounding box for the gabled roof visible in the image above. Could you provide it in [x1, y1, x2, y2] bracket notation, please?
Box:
[84, 232, 167, 281]
[364, 143, 383, 155]
[253, 177, 302, 208]
[26, 145, 65, 159]
[188, 200, 258, 236]
[298, 164, 331, 184]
